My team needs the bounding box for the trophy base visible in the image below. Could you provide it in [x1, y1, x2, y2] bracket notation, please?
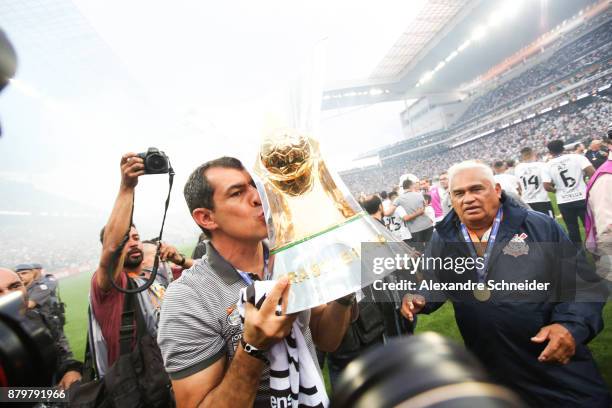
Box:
[271, 212, 415, 313]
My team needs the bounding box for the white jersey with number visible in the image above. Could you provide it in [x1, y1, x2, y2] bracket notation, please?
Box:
[546, 154, 592, 204]
[383, 206, 412, 241]
[494, 173, 521, 195]
[514, 161, 551, 203]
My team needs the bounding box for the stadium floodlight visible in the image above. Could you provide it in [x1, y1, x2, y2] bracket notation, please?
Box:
[501, 0, 525, 19]
[488, 11, 504, 28]
[457, 39, 471, 52]
[445, 50, 458, 63]
[434, 61, 446, 72]
[420, 71, 434, 83]
[471, 25, 487, 42]
[369, 88, 384, 96]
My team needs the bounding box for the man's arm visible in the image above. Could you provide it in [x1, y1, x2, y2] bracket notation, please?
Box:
[402, 208, 425, 222]
[532, 220, 606, 364]
[583, 165, 596, 178]
[159, 242, 195, 269]
[96, 153, 144, 291]
[309, 299, 353, 353]
[543, 181, 555, 193]
[383, 204, 397, 217]
[167, 278, 296, 408]
[172, 348, 264, 408]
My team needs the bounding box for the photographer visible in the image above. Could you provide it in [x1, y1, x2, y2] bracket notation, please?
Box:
[83, 153, 176, 392]
[0, 267, 82, 389]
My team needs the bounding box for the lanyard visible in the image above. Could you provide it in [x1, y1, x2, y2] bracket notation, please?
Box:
[460, 207, 503, 283]
[237, 246, 271, 285]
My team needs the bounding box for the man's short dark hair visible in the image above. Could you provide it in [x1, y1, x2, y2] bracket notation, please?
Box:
[520, 147, 533, 158]
[402, 179, 413, 190]
[183, 156, 245, 238]
[492, 160, 505, 169]
[99, 223, 136, 245]
[505, 159, 515, 168]
[362, 195, 382, 215]
[388, 191, 398, 200]
[380, 191, 388, 199]
[547, 139, 565, 155]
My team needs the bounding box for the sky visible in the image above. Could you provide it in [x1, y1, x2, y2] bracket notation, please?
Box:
[0, 0, 424, 235]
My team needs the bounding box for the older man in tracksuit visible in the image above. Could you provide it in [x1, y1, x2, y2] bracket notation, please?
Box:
[402, 161, 610, 407]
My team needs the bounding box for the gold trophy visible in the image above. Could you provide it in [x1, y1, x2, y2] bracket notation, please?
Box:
[254, 127, 418, 313]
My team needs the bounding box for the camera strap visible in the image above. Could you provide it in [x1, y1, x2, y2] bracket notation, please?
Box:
[107, 163, 175, 294]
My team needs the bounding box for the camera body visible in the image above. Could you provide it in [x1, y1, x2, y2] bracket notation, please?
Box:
[137, 147, 170, 174]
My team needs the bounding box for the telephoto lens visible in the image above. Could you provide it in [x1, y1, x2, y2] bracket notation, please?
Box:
[0, 292, 57, 387]
[331, 332, 525, 408]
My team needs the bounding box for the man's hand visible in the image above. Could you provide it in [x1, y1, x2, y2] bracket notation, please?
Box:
[531, 323, 576, 364]
[120, 153, 145, 190]
[159, 242, 182, 264]
[58, 370, 81, 390]
[401, 293, 425, 322]
[242, 277, 296, 350]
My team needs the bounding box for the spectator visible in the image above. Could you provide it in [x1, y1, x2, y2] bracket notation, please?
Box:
[401, 160, 610, 407]
[544, 140, 596, 244]
[585, 135, 612, 279]
[585, 139, 608, 169]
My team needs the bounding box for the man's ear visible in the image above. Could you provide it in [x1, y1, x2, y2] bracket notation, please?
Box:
[495, 183, 502, 199]
[192, 208, 217, 234]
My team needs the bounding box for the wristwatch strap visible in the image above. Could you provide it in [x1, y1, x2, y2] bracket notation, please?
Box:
[241, 338, 269, 363]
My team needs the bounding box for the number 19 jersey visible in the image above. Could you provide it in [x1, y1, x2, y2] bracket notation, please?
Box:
[514, 161, 551, 204]
[546, 154, 592, 204]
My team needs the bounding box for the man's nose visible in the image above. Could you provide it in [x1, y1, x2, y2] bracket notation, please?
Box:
[249, 185, 262, 206]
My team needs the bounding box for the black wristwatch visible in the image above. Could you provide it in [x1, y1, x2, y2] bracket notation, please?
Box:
[177, 253, 186, 267]
[241, 338, 268, 363]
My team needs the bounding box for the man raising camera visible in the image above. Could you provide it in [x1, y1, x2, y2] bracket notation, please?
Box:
[88, 152, 188, 378]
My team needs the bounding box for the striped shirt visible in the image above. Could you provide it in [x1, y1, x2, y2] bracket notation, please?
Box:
[157, 241, 320, 407]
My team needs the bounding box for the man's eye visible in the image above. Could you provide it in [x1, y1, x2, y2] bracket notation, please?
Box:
[231, 191, 242, 197]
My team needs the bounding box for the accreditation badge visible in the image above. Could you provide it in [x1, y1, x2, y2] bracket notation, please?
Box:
[503, 233, 529, 258]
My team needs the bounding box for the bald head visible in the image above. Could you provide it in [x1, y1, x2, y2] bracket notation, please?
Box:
[589, 140, 602, 151]
[0, 267, 27, 300]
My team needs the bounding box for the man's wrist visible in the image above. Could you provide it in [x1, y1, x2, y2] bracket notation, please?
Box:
[335, 293, 356, 307]
[240, 338, 269, 363]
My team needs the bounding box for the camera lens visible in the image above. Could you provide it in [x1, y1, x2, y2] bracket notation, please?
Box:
[148, 154, 165, 171]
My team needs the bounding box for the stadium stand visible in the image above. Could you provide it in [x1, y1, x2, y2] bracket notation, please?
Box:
[340, 12, 612, 196]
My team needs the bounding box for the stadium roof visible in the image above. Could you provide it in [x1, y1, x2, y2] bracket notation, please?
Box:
[369, 0, 474, 81]
[323, 0, 599, 110]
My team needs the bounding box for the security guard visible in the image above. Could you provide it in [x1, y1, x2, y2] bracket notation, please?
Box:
[29, 263, 66, 327]
[14, 263, 81, 389]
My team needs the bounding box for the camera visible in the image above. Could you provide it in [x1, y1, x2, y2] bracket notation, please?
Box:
[0, 291, 57, 387]
[137, 147, 170, 174]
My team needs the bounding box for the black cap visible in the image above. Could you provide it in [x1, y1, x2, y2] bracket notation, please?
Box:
[31, 263, 43, 269]
[14, 263, 33, 272]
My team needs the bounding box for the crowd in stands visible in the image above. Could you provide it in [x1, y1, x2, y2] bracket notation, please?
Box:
[341, 98, 611, 195]
[460, 19, 611, 124]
